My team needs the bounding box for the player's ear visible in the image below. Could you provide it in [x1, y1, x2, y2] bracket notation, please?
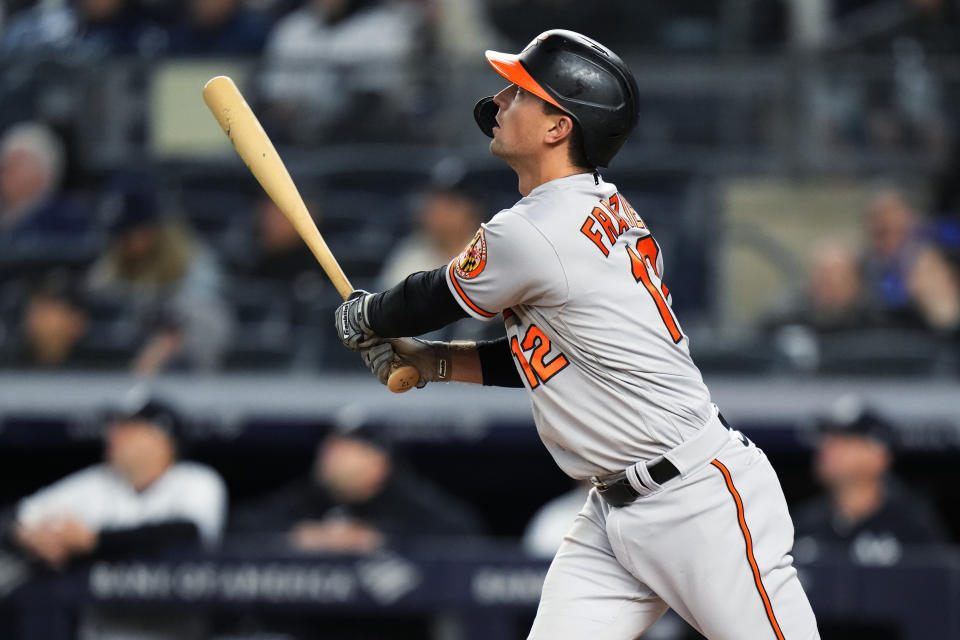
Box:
[544, 115, 575, 145]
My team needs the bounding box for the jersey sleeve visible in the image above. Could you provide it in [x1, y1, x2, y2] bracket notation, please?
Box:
[445, 210, 567, 320]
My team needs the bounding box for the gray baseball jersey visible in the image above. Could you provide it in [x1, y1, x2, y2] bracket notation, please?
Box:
[445, 172, 713, 479]
[444, 172, 820, 639]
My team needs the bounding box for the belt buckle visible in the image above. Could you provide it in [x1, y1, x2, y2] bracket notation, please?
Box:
[590, 471, 638, 508]
[589, 475, 608, 491]
[590, 471, 623, 493]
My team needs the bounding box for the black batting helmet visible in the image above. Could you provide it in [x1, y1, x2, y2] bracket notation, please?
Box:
[474, 29, 640, 168]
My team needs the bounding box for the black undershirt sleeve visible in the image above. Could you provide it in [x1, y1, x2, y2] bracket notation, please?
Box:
[477, 338, 524, 387]
[366, 267, 524, 388]
[367, 267, 469, 338]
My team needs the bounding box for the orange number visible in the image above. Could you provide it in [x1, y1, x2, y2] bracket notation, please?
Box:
[510, 335, 540, 388]
[523, 325, 569, 381]
[626, 236, 683, 344]
[510, 325, 569, 388]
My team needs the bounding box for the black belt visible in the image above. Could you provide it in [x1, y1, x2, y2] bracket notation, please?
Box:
[592, 413, 737, 508]
[591, 457, 680, 508]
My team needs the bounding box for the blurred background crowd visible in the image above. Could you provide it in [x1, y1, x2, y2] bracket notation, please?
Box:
[0, 0, 959, 639]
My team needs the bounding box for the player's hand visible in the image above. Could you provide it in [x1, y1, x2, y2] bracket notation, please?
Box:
[334, 290, 379, 350]
[360, 342, 403, 385]
[361, 338, 451, 389]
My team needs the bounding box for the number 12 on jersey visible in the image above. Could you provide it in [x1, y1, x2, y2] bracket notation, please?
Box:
[510, 325, 569, 389]
[626, 236, 683, 343]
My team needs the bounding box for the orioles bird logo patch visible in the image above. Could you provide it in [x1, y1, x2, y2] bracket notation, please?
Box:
[454, 228, 487, 280]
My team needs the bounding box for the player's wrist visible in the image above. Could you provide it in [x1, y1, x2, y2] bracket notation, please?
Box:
[392, 339, 476, 384]
[412, 339, 454, 383]
[335, 290, 380, 350]
[421, 340, 479, 384]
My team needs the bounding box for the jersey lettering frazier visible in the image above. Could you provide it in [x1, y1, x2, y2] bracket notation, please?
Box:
[509, 323, 569, 389]
[579, 193, 644, 257]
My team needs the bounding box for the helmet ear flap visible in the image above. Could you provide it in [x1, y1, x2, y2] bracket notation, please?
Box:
[474, 97, 498, 138]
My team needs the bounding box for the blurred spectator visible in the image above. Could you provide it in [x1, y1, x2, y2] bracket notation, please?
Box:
[377, 177, 501, 340]
[1, 0, 76, 53]
[12, 270, 92, 369]
[73, 0, 168, 55]
[859, 189, 960, 333]
[259, 0, 424, 142]
[0, 122, 89, 244]
[522, 480, 591, 558]
[1, 0, 168, 56]
[231, 421, 483, 552]
[3, 393, 226, 639]
[861, 190, 927, 323]
[793, 396, 948, 566]
[377, 183, 483, 289]
[86, 183, 233, 374]
[244, 195, 324, 288]
[166, 0, 269, 55]
[906, 244, 960, 334]
[765, 240, 876, 335]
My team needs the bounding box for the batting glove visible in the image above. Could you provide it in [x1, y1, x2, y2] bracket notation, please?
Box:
[334, 290, 379, 350]
[361, 338, 457, 389]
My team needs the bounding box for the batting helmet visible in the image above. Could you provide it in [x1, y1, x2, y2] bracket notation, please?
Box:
[474, 29, 640, 168]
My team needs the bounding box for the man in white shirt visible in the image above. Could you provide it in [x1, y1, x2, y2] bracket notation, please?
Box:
[7, 394, 226, 640]
[12, 395, 226, 567]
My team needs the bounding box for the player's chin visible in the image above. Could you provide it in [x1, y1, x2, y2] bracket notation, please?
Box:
[489, 137, 505, 158]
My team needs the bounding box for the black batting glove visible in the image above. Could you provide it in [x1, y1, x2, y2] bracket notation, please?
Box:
[360, 342, 400, 386]
[361, 338, 460, 389]
[334, 290, 380, 350]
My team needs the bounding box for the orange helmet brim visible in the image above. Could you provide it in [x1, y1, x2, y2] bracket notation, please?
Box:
[484, 50, 564, 111]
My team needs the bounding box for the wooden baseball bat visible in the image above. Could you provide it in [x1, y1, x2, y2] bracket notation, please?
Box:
[202, 75, 419, 393]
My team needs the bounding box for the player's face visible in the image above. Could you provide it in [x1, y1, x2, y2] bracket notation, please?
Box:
[489, 84, 555, 164]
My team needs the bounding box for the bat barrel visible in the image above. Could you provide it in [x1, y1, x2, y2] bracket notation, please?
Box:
[202, 76, 354, 299]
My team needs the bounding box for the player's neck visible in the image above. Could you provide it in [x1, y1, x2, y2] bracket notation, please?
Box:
[514, 157, 590, 197]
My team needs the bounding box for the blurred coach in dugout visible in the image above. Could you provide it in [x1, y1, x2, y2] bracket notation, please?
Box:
[1, 394, 227, 640]
[793, 397, 948, 567]
[231, 420, 483, 552]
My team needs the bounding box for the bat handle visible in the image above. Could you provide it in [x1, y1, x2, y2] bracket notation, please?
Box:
[387, 362, 420, 394]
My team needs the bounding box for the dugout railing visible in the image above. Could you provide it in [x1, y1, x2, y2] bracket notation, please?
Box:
[3, 545, 959, 640]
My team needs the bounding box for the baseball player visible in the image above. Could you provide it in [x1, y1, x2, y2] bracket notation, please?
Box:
[336, 30, 819, 639]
